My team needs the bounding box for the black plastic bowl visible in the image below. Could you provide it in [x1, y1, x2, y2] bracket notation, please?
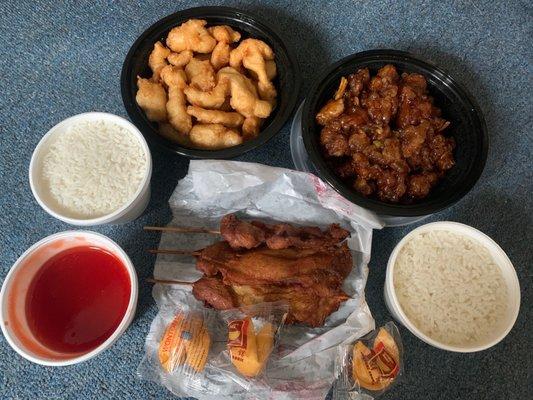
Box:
[121, 7, 300, 158]
[302, 50, 488, 217]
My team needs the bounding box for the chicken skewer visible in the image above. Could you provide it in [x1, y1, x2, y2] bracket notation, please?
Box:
[145, 213, 350, 250]
[150, 241, 352, 289]
[148, 241, 353, 326]
[146, 276, 348, 327]
[147, 215, 354, 327]
[193, 276, 349, 327]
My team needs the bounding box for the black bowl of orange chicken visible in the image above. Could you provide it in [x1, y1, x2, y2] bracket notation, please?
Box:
[301, 50, 488, 218]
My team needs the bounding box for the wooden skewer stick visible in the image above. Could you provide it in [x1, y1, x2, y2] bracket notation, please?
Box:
[146, 278, 193, 285]
[148, 249, 201, 256]
[144, 226, 220, 235]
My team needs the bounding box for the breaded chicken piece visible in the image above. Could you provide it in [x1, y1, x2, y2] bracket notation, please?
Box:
[161, 65, 187, 88]
[158, 122, 192, 146]
[230, 39, 277, 100]
[208, 25, 241, 43]
[208, 26, 241, 71]
[166, 19, 216, 53]
[189, 123, 243, 149]
[315, 78, 347, 125]
[242, 116, 262, 138]
[250, 60, 277, 81]
[187, 105, 244, 128]
[167, 50, 193, 68]
[265, 60, 277, 80]
[148, 41, 171, 81]
[136, 77, 167, 122]
[160, 65, 192, 134]
[210, 42, 231, 70]
[218, 67, 272, 118]
[250, 60, 277, 102]
[185, 58, 216, 91]
[184, 80, 229, 109]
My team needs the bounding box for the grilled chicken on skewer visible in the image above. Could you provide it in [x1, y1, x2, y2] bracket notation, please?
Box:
[147, 276, 349, 327]
[194, 241, 352, 289]
[147, 215, 354, 327]
[145, 213, 351, 250]
[220, 214, 350, 250]
[150, 241, 352, 290]
[192, 276, 349, 327]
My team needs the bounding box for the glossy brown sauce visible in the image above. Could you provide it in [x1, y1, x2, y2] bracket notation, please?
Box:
[316, 65, 455, 203]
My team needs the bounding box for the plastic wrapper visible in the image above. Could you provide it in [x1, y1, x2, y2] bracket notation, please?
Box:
[136, 288, 228, 396]
[146, 160, 377, 399]
[138, 291, 290, 398]
[211, 302, 289, 390]
[332, 322, 403, 400]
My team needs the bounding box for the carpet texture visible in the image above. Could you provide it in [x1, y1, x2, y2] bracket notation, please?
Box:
[0, 1, 531, 399]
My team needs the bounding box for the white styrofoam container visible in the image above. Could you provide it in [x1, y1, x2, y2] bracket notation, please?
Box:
[0, 230, 138, 366]
[29, 112, 152, 226]
[384, 221, 521, 352]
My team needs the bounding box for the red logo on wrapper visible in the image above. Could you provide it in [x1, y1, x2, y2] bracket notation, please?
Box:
[228, 319, 248, 348]
[367, 341, 399, 379]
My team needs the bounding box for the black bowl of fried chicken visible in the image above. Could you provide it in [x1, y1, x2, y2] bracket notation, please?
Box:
[302, 50, 488, 217]
[121, 7, 300, 158]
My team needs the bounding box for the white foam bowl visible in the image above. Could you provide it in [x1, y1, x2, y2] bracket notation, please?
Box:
[29, 112, 152, 226]
[0, 231, 138, 366]
[384, 221, 520, 352]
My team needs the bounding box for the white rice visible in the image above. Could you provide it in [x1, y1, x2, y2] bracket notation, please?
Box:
[40, 119, 148, 219]
[393, 230, 508, 346]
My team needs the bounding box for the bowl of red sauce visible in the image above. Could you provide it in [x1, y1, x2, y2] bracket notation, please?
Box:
[0, 231, 138, 365]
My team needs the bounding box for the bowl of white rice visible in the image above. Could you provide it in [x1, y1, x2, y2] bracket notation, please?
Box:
[384, 221, 520, 352]
[29, 112, 152, 225]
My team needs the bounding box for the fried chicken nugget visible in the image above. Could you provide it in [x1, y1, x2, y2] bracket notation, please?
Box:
[136, 77, 167, 122]
[210, 42, 231, 70]
[242, 116, 262, 138]
[248, 60, 277, 81]
[208, 26, 242, 70]
[160, 65, 187, 89]
[167, 50, 193, 67]
[166, 19, 216, 53]
[185, 58, 216, 91]
[265, 60, 277, 80]
[208, 25, 241, 43]
[187, 105, 244, 128]
[189, 123, 243, 149]
[184, 80, 229, 109]
[218, 67, 272, 118]
[149, 41, 171, 81]
[160, 65, 192, 134]
[158, 122, 193, 146]
[230, 39, 277, 100]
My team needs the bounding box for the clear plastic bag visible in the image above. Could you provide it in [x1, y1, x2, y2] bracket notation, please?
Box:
[332, 322, 403, 400]
[137, 286, 290, 399]
[137, 287, 230, 397]
[152, 160, 376, 399]
[210, 301, 290, 391]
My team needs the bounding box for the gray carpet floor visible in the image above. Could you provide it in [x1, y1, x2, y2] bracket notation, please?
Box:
[0, 1, 531, 399]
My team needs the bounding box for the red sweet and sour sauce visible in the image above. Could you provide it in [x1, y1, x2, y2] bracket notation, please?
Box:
[25, 246, 131, 354]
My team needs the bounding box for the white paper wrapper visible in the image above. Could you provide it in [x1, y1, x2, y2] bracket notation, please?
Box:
[142, 160, 379, 399]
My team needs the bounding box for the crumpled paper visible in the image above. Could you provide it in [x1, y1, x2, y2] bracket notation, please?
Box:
[141, 160, 380, 399]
